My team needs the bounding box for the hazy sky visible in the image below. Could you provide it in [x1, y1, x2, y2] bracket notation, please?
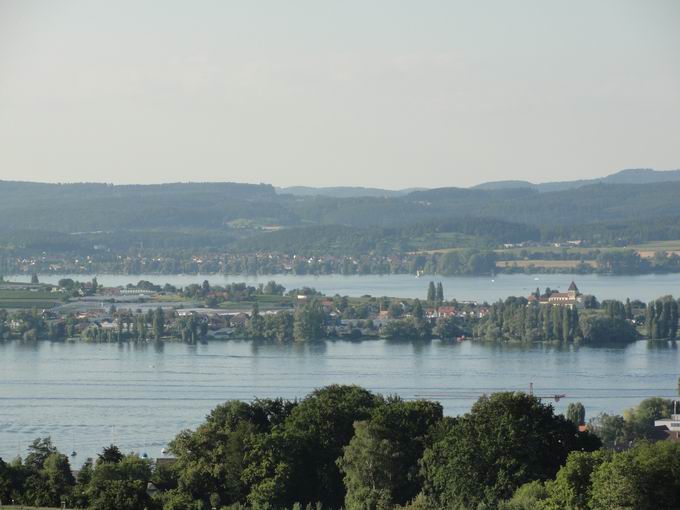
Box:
[1, 0, 678, 188]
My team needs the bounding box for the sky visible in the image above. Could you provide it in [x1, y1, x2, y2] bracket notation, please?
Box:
[0, 0, 678, 189]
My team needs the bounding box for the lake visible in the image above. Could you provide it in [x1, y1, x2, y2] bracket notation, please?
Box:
[9, 272, 680, 302]
[1, 338, 678, 464]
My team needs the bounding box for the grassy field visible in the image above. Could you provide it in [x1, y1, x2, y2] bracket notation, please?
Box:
[627, 240, 680, 258]
[494, 246, 600, 256]
[0, 299, 61, 309]
[153, 293, 191, 302]
[496, 259, 595, 269]
[0, 290, 62, 300]
[218, 294, 296, 311]
[0, 289, 64, 309]
[629, 239, 680, 251]
[255, 294, 295, 305]
[430, 240, 680, 261]
[417, 244, 601, 256]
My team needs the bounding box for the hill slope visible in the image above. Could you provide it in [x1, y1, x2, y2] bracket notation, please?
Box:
[473, 168, 680, 192]
[1, 177, 680, 254]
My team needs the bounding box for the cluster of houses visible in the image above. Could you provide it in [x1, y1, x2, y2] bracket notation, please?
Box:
[19, 289, 493, 340]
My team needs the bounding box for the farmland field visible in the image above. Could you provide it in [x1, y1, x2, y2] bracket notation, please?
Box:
[628, 239, 680, 258]
[0, 288, 64, 309]
[495, 259, 595, 269]
[629, 239, 680, 251]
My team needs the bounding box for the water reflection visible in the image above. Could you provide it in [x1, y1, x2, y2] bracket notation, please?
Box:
[646, 339, 678, 350]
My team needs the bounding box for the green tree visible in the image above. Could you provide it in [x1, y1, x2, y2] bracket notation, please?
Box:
[670, 299, 679, 339]
[171, 399, 294, 507]
[623, 397, 673, 441]
[293, 300, 325, 341]
[589, 441, 680, 510]
[543, 449, 611, 510]
[0, 457, 16, 503]
[16, 439, 75, 508]
[247, 302, 265, 339]
[88, 479, 148, 510]
[412, 299, 424, 321]
[579, 314, 638, 344]
[433, 316, 463, 339]
[160, 488, 200, 510]
[42, 452, 75, 506]
[98, 445, 124, 464]
[152, 307, 165, 340]
[71, 459, 93, 508]
[435, 282, 444, 305]
[387, 302, 403, 319]
[426, 281, 436, 303]
[587, 413, 626, 448]
[561, 307, 571, 342]
[25, 437, 57, 471]
[421, 392, 601, 509]
[337, 420, 393, 510]
[499, 480, 548, 510]
[338, 399, 443, 509]
[245, 385, 381, 509]
[566, 402, 586, 426]
[87, 455, 152, 510]
[646, 301, 656, 338]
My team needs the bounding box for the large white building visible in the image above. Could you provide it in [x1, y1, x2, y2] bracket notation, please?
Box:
[527, 281, 583, 309]
[654, 401, 680, 441]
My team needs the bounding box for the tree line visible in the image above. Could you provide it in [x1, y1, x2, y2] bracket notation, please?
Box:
[645, 296, 679, 339]
[473, 295, 643, 344]
[3, 387, 679, 509]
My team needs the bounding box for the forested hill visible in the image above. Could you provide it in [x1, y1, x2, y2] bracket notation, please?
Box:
[400, 181, 680, 226]
[2, 179, 680, 254]
[473, 168, 680, 192]
[0, 181, 281, 231]
[289, 181, 680, 229]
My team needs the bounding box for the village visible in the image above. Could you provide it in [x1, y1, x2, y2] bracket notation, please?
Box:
[0, 277, 491, 342]
[0, 276, 659, 346]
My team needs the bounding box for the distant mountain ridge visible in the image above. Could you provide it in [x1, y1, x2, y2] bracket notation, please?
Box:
[277, 168, 680, 197]
[276, 186, 424, 198]
[473, 168, 680, 192]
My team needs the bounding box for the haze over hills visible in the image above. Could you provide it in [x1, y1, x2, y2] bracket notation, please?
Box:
[274, 168, 680, 197]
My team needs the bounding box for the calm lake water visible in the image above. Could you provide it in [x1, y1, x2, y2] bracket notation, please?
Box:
[10, 272, 680, 302]
[1, 339, 678, 464]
